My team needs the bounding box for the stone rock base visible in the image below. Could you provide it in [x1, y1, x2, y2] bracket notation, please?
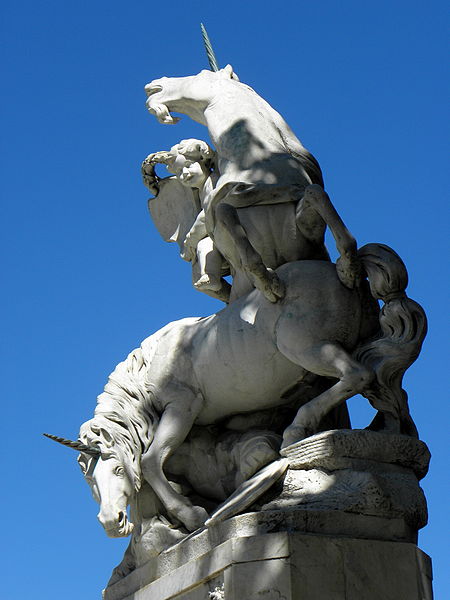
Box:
[104, 527, 432, 600]
[103, 430, 432, 599]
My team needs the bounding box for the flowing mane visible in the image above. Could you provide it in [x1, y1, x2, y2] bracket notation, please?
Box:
[78, 318, 202, 491]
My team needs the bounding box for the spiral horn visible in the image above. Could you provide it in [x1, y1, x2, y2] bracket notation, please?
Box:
[43, 433, 101, 457]
[200, 23, 219, 72]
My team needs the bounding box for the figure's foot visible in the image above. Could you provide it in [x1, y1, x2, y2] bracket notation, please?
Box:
[194, 274, 222, 292]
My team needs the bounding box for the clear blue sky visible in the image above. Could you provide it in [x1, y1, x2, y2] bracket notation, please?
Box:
[2, 1, 448, 598]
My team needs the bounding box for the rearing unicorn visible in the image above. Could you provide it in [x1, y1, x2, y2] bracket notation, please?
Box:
[145, 67, 359, 302]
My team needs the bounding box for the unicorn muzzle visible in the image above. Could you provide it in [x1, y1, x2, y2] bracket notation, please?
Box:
[98, 506, 134, 538]
[144, 83, 163, 97]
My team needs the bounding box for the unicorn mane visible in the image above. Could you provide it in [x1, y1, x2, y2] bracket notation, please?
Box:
[78, 318, 201, 490]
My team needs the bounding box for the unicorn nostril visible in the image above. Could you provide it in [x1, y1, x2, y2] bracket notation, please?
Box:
[118, 511, 125, 523]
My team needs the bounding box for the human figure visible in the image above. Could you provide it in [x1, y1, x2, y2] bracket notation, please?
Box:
[142, 139, 231, 302]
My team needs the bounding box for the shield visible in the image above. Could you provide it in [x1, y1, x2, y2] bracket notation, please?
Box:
[148, 177, 201, 251]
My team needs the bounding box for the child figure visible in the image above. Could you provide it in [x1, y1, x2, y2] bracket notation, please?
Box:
[143, 139, 231, 302]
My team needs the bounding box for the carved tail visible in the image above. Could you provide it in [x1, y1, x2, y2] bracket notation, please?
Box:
[355, 243, 427, 437]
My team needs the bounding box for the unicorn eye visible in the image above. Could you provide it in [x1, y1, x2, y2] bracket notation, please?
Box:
[114, 465, 125, 477]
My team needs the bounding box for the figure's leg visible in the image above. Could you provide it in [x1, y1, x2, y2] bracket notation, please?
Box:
[191, 257, 231, 303]
[140, 395, 208, 532]
[215, 202, 285, 302]
[194, 239, 224, 292]
[276, 335, 374, 448]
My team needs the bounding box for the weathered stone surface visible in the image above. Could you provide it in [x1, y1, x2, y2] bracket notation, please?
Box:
[103, 528, 432, 600]
[103, 508, 422, 599]
[261, 429, 430, 530]
[280, 429, 430, 478]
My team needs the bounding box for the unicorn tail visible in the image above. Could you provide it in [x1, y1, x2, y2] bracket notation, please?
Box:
[355, 243, 427, 437]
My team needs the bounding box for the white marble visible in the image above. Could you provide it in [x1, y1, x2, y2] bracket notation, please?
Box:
[143, 67, 364, 303]
[45, 58, 430, 598]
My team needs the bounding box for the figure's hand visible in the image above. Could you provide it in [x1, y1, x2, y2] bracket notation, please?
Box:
[178, 139, 213, 162]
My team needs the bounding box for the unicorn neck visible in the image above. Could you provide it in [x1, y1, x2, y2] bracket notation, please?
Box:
[204, 86, 303, 159]
[168, 98, 208, 126]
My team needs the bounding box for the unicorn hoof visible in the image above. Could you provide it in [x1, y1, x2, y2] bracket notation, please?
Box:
[336, 255, 361, 289]
[252, 269, 285, 303]
[181, 505, 209, 532]
[281, 425, 308, 449]
[268, 270, 285, 301]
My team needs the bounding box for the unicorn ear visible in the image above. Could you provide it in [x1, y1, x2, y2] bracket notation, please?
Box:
[222, 64, 239, 81]
[91, 424, 115, 448]
[99, 427, 114, 448]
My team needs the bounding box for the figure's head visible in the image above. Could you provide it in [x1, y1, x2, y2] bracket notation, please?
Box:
[166, 139, 215, 189]
[143, 139, 215, 192]
[169, 154, 208, 188]
[77, 418, 140, 538]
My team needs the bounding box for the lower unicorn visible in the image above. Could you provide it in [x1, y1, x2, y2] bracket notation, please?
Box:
[47, 242, 426, 536]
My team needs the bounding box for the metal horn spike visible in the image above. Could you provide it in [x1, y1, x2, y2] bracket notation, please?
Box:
[200, 23, 219, 72]
[43, 433, 100, 457]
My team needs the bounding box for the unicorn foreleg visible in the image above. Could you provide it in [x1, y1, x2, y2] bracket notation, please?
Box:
[297, 185, 361, 288]
[140, 394, 208, 532]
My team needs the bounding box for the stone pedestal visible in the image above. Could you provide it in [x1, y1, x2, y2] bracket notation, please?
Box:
[103, 525, 432, 600]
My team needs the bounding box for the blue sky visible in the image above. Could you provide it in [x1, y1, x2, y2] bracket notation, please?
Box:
[2, 1, 448, 598]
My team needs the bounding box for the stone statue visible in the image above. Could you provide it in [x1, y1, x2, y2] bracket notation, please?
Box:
[44, 31, 431, 599]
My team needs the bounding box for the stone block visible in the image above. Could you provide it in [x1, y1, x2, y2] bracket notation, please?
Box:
[103, 528, 432, 600]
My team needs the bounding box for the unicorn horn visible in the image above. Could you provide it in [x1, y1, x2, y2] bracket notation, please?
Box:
[43, 433, 100, 457]
[200, 23, 219, 72]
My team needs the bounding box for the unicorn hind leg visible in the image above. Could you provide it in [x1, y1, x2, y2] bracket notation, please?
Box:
[277, 337, 374, 448]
